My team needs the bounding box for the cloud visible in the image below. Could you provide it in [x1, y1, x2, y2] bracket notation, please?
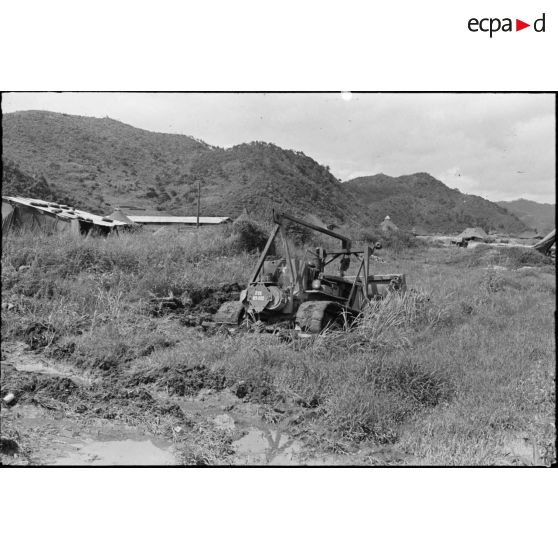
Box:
[2, 92, 555, 203]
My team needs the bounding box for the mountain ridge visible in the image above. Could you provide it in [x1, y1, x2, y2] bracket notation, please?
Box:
[343, 172, 528, 233]
[496, 198, 555, 234]
[2, 110, 367, 226]
[2, 110, 541, 234]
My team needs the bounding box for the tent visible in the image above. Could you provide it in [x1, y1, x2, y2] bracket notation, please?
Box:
[2, 200, 15, 235]
[2, 196, 128, 237]
[2, 197, 81, 236]
[380, 215, 399, 233]
[459, 227, 488, 242]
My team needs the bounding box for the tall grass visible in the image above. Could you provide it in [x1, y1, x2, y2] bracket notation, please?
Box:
[1, 229, 555, 463]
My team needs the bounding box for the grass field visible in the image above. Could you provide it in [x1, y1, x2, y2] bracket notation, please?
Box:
[1, 226, 555, 465]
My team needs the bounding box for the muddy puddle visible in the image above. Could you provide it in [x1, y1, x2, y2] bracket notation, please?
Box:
[178, 392, 321, 465]
[53, 438, 176, 465]
[230, 424, 346, 465]
[1, 403, 177, 466]
[1, 343, 350, 466]
[232, 427, 305, 465]
[1, 341, 92, 386]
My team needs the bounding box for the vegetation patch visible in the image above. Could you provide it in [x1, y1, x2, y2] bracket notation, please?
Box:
[1, 228, 555, 465]
[230, 219, 269, 252]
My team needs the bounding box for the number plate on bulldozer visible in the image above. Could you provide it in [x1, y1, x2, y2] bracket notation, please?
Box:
[248, 284, 272, 313]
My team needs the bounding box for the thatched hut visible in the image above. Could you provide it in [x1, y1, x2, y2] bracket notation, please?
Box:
[380, 215, 399, 233]
[459, 227, 488, 242]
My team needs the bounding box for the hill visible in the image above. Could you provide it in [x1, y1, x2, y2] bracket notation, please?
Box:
[2, 110, 209, 214]
[2, 158, 80, 208]
[497, 199, 555, 235]
[343, 173, 528, 234]
[2, 110, 366, 225]
[3, 111, 542, 234]
[181, 141, 366, 224]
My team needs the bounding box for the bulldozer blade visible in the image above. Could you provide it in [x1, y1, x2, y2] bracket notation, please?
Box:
[213, 301, 245, 325]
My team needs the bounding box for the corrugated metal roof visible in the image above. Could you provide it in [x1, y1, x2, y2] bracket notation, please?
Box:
[2, 196, 128, 227]
[127, 215, 231, 224]
[105, 209, 139, 225]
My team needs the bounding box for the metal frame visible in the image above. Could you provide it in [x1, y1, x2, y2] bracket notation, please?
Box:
[345, 246, 373, 308]
[249, 223, 281, 283]
[249, 211, 379, 308]
[273, 210, 352, 250]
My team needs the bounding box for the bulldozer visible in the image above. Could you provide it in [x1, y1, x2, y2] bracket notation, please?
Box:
[214, 211, 406, 333]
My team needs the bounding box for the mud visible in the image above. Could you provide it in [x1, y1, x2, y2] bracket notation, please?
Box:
[187, 283, 244, 314]
[53, 439, 176, 465]
[23, 322, 58, 350]
[125, 364, 227, 397]
[2, 341, 188, 418]
[1, 341, 92, 386]
[146, 283, 245, 325]
[0, 341, 396, 466]
[232, 427, 305, 465]
[1, 403, 177, 465]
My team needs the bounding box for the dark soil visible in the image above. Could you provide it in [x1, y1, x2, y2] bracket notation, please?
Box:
[0, 438, 20, 456]
[187, 283, 244, 314]
[1, 368, 186, 423]
[23, 322, 57, 349]
[124, 364, 227, 397]
[233, 376, 280, 405]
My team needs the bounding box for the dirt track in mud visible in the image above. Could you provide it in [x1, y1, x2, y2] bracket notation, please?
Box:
[1, 341, 372, 466]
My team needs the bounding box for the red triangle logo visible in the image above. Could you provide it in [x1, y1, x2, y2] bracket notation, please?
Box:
[516, 19, 530, 31]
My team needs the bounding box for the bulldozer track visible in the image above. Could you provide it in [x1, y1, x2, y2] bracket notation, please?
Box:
[295, 301, 342, 334]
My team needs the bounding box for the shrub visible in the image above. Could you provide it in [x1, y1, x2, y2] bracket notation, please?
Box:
[502, 247, 552, 268]
[284, 221, 316, 246]
[231, 219, 269, 252]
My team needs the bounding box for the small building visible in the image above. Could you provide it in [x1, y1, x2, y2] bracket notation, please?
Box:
[458, 227, 488, 242]
[2, 196, 129, 236]
[379, 215, 399, 233]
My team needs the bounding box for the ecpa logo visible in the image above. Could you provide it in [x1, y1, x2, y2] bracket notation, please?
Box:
[468, 13, 546, 37]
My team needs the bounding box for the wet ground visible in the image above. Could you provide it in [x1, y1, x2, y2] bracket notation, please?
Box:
[3, 342, 544, 466]
[1, 399, 344, 466]
[53, 440, 176, 465]
[230, 427, 339, 465]
[1, 341, 350, 466]
[1, 403, 177, 465]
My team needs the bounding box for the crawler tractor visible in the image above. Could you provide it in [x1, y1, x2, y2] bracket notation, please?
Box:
[214, 211, 406, 333]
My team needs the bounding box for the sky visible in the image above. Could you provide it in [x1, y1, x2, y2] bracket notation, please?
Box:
[2, 92, 555, 203]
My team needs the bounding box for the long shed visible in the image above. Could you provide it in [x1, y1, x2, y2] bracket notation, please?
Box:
[125, 215, 231, 231]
